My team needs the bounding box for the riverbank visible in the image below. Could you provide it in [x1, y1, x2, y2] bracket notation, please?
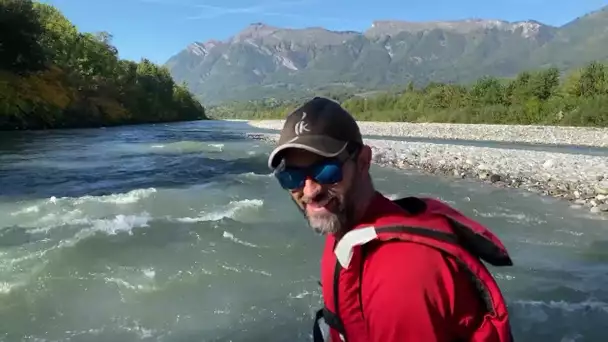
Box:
[247, 120, 608, 148]
[246, 123, 608, 216]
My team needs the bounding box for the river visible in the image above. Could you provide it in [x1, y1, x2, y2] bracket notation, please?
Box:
[0, 120, 607, 342]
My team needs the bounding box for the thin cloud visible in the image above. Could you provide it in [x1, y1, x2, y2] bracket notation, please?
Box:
[242, 11, 347, 23]
[136, 0, 346, 23]
[138, 0, 311, 9]
[137, 0, 187, 5]
[185, 0, 344, 21]
[187, 4, 265, 19]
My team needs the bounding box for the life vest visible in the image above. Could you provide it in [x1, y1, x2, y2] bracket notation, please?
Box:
[312, 196, 514, 342]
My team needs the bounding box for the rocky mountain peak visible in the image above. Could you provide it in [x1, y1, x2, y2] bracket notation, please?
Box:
[186, 39, 224, 56]
[365, 18, 551, 38]
[232, 22, 278, 42]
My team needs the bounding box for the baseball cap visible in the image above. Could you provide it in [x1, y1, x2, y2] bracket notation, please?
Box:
[267, 96, 363, 170]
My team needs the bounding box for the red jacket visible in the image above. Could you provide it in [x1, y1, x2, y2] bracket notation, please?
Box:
[312, 192, 514, 342]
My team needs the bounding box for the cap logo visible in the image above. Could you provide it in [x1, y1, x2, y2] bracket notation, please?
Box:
[294, 112, 310, 136]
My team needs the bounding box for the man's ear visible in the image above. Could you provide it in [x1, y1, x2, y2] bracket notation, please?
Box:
[356, 145, 372, 172]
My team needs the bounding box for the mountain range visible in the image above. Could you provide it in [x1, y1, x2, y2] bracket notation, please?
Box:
[165, 5, 608, 105]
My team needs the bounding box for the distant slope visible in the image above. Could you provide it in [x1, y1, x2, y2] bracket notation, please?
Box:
[165, 6, 608, 104]
[529, 6, 608, 69]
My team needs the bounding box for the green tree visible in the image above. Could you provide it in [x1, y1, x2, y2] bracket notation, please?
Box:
[529, 67, 560, 101]
[470, 76, 504, 106]
[578, 61, 606, 97]
[0, 0, 47, 73]
[1, 0, 207, 130]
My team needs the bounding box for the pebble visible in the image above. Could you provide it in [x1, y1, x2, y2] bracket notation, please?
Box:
[246, 122, 608, 217]
[248, 120, 608, 147]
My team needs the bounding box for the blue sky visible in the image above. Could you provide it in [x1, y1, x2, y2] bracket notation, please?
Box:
[41, 0, 608, 64]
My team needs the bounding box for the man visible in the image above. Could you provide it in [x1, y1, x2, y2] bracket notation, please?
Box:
[267, 97, 515, 342]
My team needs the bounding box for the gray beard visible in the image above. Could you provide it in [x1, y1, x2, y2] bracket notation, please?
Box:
[304, 178, 358, 236]
[308, 209, 343, 235]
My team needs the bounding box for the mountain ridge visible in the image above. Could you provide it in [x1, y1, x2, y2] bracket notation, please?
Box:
[166, 5, 608, 104]
[190, 18, 553, 49]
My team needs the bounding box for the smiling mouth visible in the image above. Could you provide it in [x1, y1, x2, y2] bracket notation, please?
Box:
[307, 196, 337, 212]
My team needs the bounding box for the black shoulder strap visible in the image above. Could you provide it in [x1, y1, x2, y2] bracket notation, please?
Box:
[392, 196, 428, 215]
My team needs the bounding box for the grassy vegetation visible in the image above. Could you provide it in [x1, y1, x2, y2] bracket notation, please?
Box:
[209, 62, 608, 127]
[0, 0, 207, 130]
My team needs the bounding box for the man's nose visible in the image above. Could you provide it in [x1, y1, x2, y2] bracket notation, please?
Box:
[302, 177, 322, 198]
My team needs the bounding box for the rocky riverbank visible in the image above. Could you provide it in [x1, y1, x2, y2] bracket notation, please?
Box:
[247, 132, 608, 217]
[247, 120, 608, 147]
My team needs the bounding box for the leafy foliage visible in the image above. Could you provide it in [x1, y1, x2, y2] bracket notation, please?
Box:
[0, 0, 207, 130]
[209, 62, 608, 127]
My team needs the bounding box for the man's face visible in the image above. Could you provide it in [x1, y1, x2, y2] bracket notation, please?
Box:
[281, 148, 362, 235]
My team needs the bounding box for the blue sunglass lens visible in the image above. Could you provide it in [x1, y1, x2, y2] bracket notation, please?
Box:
[312, 163, 342, 184]
[276, 169, 305, 189]
[276, 160, 343, 190]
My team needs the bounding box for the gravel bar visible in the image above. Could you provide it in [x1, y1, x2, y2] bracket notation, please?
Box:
[248, 120, 608, 148]
[246, 129, 608, 217]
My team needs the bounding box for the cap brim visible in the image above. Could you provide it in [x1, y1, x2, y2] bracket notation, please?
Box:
[268, 135, 349, 170]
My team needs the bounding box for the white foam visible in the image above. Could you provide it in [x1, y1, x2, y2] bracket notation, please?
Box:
[176, 199, 263, 223]
[222, 231, 259, 248]
[90, 213, 151, 235]
[13, 188, 155, 216]
[221, 264, 242, 273]
[67, 213, 152, 241]
[0, 281, 19, 294]
[104, 277, 144, 291]
[142, 268, 156, 279]
[5, 188, 157, 232]
[472, 208, 547, 225]
[147, 141, 224, 153]
[69, 188, 157, 205]
[513, 299, 608, 313]
[115, 320, 157, 339]
[288, 290, 316, 299]
[221, 263, 272, 277]
[493, 273, 516, 281]
[239, 172, 272, 179]
[209, 143, 224, 151]
[556, 229, 584, 237]
[518, 238, 568, 247]
[28, 209, 89, 233]
[44, 188, 156, 206]
[10, 205, 40, 216]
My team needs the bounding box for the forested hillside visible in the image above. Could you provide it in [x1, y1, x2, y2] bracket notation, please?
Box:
[210, 61, 608, 127]
[0, 0, 207, 130]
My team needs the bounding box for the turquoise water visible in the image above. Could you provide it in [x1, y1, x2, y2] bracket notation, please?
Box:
[0, 120, 606, 341]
